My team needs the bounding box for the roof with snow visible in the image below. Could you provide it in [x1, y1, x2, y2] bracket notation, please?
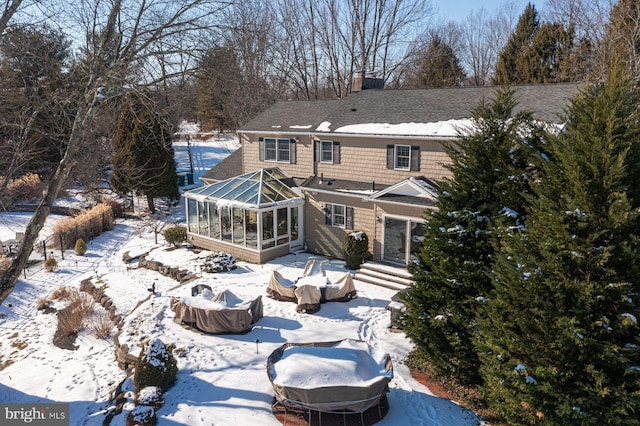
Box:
[239, 83, 580, 138]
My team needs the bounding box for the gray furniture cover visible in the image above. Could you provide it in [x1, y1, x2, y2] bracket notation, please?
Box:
[170, 290, 263, 334]
[267, 339, 393, 414]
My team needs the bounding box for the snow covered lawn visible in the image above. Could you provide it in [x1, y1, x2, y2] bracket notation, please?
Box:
[0, 215, 481, 425]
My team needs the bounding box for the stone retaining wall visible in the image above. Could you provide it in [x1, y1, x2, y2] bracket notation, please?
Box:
[79, 278, 136, 370]
[122, 250, 197, 284]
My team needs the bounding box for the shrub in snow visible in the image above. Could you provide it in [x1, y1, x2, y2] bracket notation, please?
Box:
[75, 238, 87, 256]
[4, 172, 42, 204]
[126, 405, 156, 426]
[163, 226, 186, 246]
[201, 252, 236, 273]
[57, 290, 95, 335]
[44, 256, 58, 272]
[135, 386, 163, 407]
[344, 231, 369, 269]
[88, 310, 114, 339]
[134, 338, 178, 392]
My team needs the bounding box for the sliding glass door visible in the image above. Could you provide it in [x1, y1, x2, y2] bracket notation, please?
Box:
[382, 217, 425, 265]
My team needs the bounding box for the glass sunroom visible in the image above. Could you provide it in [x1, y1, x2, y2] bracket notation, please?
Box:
[184, 168, 304, 263]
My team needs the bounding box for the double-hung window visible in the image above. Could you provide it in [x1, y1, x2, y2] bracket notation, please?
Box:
[278, 139, 290, 162]
[320, 141, 333, 163]
[387, 144, 419, 171]
[262, 137, 295, 163]
[265, 139, 277, 161]
[395, 144, 411, 170]
[332, 204, 345, 227]
[325, 204, 354, 229]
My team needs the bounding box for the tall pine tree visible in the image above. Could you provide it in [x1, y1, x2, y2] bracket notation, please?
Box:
[494, 3, 578, 84]
[402, 88, 545, 384]
[416, 33, 466, 88]
[494, 2, 539, 85]
[111, 91, 179, 213]
[479, 71, 640, 425]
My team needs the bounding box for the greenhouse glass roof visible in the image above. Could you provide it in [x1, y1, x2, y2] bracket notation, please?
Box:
[185, 168, 301, 207]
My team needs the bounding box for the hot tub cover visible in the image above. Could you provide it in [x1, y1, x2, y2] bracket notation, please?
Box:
[267, 339, 393, 413]
[170, 289, 263, 334]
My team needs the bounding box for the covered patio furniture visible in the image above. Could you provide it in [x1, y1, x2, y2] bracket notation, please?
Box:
[300, 259, 326, 278]
[294, 284, 321, 314]
[267, 260, 358, 314]
[170, 289, 263, 334]
[325, 273, 357, 302]
[191, 284, 213, 297]
[267, 339, 393, 424]
[385, 288, 410, 329]
[266, 271, 297, 302]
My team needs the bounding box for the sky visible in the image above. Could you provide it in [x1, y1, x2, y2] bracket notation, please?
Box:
[432, 0, 539, 22]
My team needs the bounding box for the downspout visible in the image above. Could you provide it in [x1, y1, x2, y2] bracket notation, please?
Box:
[311, 133, 318, 177]
[373, 202, 379, 262]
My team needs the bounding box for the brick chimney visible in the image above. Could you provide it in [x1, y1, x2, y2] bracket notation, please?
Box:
[352, 70, 365, 92]
[352, 71, 383, 92]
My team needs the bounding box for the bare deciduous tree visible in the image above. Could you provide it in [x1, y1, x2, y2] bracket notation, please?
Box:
[0, 0, 24, 37]
[543, 0, 611, 41]
[0, 0, 234, 303]
[459, 9, 500, 86]
[273, 0, 433, 98]
[272, 0, 324, 99]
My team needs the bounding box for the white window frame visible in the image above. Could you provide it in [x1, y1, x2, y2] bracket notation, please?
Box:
[265, 139, 277, 161]
[395, 144, 411, 170]
[264, 138, 291, 162]
[278, 139, 290, 162]
[331, 204, 346, 228]
[320, 140, 334, 164]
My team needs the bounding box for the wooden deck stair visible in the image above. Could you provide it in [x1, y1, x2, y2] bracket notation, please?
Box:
[353, 261, 414, 291]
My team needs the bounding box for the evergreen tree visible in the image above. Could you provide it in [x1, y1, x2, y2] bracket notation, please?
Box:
[402, 88, 545, 384]
[494, 3, 578, 85]
[111, 92, 179, 213]
[479, 71, 640, 425]
[417, 33, 466, 88]
[0, 24, 76, 177]
[494, 2, 539, 85]
[195, 45, 244, 131]
[522, 22, 574, 83]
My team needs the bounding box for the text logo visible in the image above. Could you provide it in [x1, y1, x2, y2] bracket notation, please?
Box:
[1, 404, 69, 425]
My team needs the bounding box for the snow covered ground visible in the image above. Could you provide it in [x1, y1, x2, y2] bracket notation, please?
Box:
[0, 124, 481, 425]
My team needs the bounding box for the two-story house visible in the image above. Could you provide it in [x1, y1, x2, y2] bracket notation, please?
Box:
[185, 80, 580, 265]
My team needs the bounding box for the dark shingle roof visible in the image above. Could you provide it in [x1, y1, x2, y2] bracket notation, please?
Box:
[300, 175, 389, 193]
[300, 175, 438, 208]
[239, 83, 580, 137]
